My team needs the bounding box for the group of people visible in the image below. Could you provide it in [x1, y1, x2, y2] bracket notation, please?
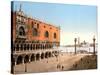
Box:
[57, 64, 64, 70]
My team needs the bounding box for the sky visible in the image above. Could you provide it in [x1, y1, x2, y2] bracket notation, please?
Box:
[12, 1, 97, 45]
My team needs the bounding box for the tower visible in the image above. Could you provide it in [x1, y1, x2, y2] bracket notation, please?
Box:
[78, 37, 80, 47]
[19, 4, 22, 11]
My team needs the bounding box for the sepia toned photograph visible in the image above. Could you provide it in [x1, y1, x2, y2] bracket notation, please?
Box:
[11, 1, 97, 74]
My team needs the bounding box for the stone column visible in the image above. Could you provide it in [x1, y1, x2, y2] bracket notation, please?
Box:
[74, 38, 77, 54]
[22, 56, 25, 64]
[29, 55, 31, 63]
[23, 44, 25, 51]
[14, 58, 17, 66]
[14, 46, 16, 53]
[35, 44, 36, 50]
[39, 54, 41, 61]
[19, 44, 21, 52]
[93, 36, 96, 55]
[28, 44, 30, 51]
[41, 44, 42, 50]
[34, 54, 36, 62]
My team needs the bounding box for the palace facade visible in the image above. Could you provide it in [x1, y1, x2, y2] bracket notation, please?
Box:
[11, 5, 60, 66]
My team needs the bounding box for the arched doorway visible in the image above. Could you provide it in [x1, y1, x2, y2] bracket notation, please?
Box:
[45, 52, 48, 58]
[17, 55, 23, 65]
[31, 54, 35, 61]
[24, 55, 29, 63]
[41, 53, 44, 59]
[48, 52, 51, 57]
[36, 53, 40, 61]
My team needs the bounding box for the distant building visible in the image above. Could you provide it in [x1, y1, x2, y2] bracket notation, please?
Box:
[80, 40, 90, 47]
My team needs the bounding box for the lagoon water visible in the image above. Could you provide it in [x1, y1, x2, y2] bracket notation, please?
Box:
[55, 46, 97, 53]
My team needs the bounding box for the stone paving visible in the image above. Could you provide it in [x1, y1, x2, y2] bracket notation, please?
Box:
[14, 53, 87, 74]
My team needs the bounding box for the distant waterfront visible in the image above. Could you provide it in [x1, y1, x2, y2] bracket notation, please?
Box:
[55, 46, 97, 53]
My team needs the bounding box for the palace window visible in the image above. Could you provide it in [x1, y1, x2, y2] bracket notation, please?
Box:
[31, 21, 34, 25]
[45, 31, 49, 38]
[19, 26, 25, 36]
[54, 33, 56, 39]
[33, 28, 38, 36]
[37, 23, 39, 28]
[44, 26, 46, 28]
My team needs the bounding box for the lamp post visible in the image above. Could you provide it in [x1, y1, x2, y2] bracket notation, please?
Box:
[93, 36, 96, 55]
[57, 50, 61, 70]
[74, 38, 77, 54]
